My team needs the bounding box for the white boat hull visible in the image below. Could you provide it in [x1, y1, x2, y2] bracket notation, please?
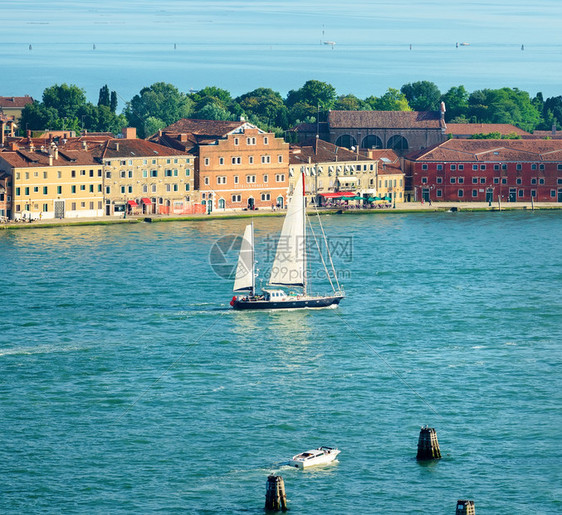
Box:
[289, 448, 341, 469]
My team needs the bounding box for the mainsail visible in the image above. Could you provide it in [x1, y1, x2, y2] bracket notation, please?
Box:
[233, 223, 255, 293]
[269, 173, 306, 289]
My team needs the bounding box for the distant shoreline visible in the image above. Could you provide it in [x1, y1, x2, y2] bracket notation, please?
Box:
[1, 202, 560, 231]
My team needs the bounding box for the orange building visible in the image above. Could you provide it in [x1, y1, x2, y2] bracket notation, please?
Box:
[151, 119, 290, 212]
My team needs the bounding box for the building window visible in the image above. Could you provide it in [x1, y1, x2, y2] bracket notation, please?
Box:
[71, 185, 76, 193]
[502, 178, 507, 184]
[121, 186, 126, 194]
[493, 177, 499, 184]
[166, 184, 171, 192]
[480, 164, 486, 170]
[539, 178, 545, 185]
[234, 176, 239, 184]
[246, 175, 256, 183]
[264, 137, 269, 145]
[275, 174, 285, 182]
[204, 157, 210, 166]
[458, 164, 464, 171]
[219, 157, 224, 165]
[472, 165, 478, 171]
[151, 185, 157, 193]
[24, 187, 30, 195]
[249, 156, 254, 164]
[143, 170, 148, 178]
[72, 202, 77, 210]
[450, 164, 456, 171]
[143, 185, 148, 193]
[165, 169, 172, 177]
[232, 157, 241, 165]
[551, 190, 556, 197]
[531, 178, 537, 184]
[261, 155, 271, 164]
[204, 177, 210, 185]
[518, 189, 524, 197]
[234, 138, 239, 145]
[458, 177, 464, 184]
[422, 164, 428, 170]
[436, 164, 443, 171]
[232, 194, 241, 202]
[458, 189, 464, 198]
[472, 177, 478, 184]
[494, 164, 499, 170]
[516, 178, 522, 185]
[531, 164, 537, 170]
[421, 177, 428, 184]
[186, 169, 191, 176]
[105, 186, 110, 194]
[185, 184, 190, 191]
[90, 185, 94, 193]
[151, 170, 158, 177]
[436, 177, 443, 184]
[450, 177, 456, 184]
[261, 193, 271, 201]
[480, 178, 486, 184]
[278, 155, 283, 163]
[57, 186, 62, 194]
[436, 189, 442, 197]
[247, 137, 256, 145]
[217, 176, 226, 184]
[516, 163, 522, 170]
[263, 174, 268, 183]
[531, 189, 536, 197]
[472, 189, 478, 197]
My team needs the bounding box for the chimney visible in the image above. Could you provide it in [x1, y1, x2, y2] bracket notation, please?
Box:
[552, 123, 557, 136]
[54, 147, 58, 160]
[0, 119, 5, 147]
[122, 127, 137, 139]
[115, 142, 119, 151]
[9, 141, 19, 151]
[82, 140, 88, 150]
[49, 154, 53, 166]
[179, 133, 188, 142]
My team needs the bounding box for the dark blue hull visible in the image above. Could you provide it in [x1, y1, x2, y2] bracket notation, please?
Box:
[232, 295, 344, 310]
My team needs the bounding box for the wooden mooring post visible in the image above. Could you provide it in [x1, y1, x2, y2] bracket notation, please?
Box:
[416, 426, 441, 460]
[456, 500, 475, 514]
[265, 475, 287, 512]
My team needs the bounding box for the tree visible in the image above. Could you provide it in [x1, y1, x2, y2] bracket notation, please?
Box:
[441, 86, 469, 121]
[333, 94, 365, 111]
[285, 80, 336, 110]
[467, 88, 541, 132]
[235, 88, 288, 128]
[125, 82, 193, 137]
[110, 91, 118, 113]
[364, 88, 411, 111]
[194, 102, 234, 121]
[400, 81, 441, 111]
[189, 86, 232, 107]
[19, 102, 59, 132]
[541, 96, 562, 129]
[42, 83, 87, 119]
[98, 85, 110, 107]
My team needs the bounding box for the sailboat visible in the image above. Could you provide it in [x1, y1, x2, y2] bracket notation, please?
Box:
[230, 172, 345, 310]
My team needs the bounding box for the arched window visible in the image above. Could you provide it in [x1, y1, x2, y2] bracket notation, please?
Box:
[361, 135, 383, 149]
[218, 198, 226, 209]
[387, 135, 409, 151]
[335, 134, 357, 149]
[276, 196, 284, 208]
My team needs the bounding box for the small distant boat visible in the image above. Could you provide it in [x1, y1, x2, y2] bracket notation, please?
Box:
[323, 41, 336, 46]
[289, 447, 341, 469]
[459, 42, 470, 46]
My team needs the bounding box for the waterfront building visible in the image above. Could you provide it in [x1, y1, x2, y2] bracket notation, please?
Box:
[405, 139, 562, 203]
[151, 119, 289, 212]
[292, 105, 447, 156]
[0, 171, 10, 219]
[362, 149, 405, 203]
[0, 141, 104, 219]
[94, 128, 197, 216]
[289, 138, 377, 205]
[0, 96, 33, 122]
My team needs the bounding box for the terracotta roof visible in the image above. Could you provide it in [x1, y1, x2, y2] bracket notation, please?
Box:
[289, 122, 329, 133]
[0, 96, 33, 109]
[328, 110, 444, 129]
[98, 139, 189, 159]
[0, 148, 99, 168]
[406, 138, 562, 162]
[527, 130, 562, 139]
[289, 138, 375, 165]
[160, 118, 246, 138]
[446, 123, 529, 136]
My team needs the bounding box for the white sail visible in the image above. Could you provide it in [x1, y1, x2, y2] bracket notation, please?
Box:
[269, 173, 306, 289]
[233, 223, 255, 293]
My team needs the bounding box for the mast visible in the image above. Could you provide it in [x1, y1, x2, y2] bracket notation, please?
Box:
[251, 220, 255, 295]
[302, 172, 307, 295]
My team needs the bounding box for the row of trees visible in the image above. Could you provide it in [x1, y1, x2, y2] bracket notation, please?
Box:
[19, 80, 562, 139]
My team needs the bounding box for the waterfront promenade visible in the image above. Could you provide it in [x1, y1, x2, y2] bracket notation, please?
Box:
[1, 201, 560, 230]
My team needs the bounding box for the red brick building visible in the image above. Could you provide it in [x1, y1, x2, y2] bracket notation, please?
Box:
[405, 139, 562, 203]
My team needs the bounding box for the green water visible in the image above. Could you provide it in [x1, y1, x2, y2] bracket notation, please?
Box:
[1, 211, 561, 513]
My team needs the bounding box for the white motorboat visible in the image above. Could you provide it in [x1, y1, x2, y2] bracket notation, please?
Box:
[289, 446, 341, 469]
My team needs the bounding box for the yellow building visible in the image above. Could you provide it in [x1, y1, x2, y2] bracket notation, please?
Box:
[94, 129, 196, 216]
[364, 149, 405, 204]
[0, 141, 104, 220]
[289, 138, 377, 206]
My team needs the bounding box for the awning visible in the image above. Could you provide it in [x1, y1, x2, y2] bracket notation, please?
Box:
[141, 197, 152, 205]
[337, 176, 358, 183]
[127, 200, 138, 207]
[320, 192, 357, 198]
